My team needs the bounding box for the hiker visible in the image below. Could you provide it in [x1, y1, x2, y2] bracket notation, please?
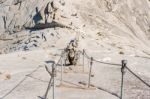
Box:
[67, 40, 78, 65]
[41, 32, 47, 41]
[44, 1, 58, 23]
[44, 2, 53, 23]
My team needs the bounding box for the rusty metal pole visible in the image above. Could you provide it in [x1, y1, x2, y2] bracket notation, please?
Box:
[83, 49, 85, 72]
[120, 60, 127, 99]
[44, 76, 53, 99]
[60, 52, 64, 85]
[88, 57, 93, 88]
[52, 62, 56, 99]
[44, 62, 55, 99]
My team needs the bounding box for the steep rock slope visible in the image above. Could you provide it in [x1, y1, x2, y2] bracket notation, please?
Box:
[0, 0, 150, 56]
[74, 0, 150, 56]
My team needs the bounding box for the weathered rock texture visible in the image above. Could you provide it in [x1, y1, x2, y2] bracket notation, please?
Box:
[0, 0, 150, 55]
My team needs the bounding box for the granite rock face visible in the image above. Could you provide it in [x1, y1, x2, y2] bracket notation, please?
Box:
[0, 0, 65, 34]
[0, 0, 150, 55]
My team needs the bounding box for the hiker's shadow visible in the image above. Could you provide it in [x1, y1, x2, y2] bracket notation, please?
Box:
[45, 60, 54, 64]
[33, 7, 42, 25]
[37, 96, 44, 99]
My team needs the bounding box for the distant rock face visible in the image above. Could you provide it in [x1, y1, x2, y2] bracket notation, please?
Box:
[0, 0, 66, 34]
[0, 0, 150, 55]
[75, 0, 150, 55]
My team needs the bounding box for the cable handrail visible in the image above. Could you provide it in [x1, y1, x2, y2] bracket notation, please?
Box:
[79, 49, 150, 89]
[3, 37, 147, 99]
[1, 65, 42, 99]
[79, 49, 121, 67]
[125, 66, 150, 88]
[55, 50, 65, 66]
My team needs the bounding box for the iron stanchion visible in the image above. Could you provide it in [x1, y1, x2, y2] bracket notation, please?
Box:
[44, 77, 52, 99]
[83, 49, 85, 72]
[44, 62, 55, 99]
[52, 63, 55, 99]
[88, 57, 93, 88]
[60, 54, 64, 85]
[120, 60, 127, 99]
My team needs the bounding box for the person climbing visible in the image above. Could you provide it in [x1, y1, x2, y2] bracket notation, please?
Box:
[41, 32, 47, 41]
[44, 2, 53, 23]
[67, 39, 78, 65]
[44, 1, 58, 23]
[51, 1, 57, 20]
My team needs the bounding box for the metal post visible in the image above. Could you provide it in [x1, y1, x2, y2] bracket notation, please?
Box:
[44, 76, 53, 99]
[83, 49, 85, 72]
[44, 62, 55, 99]
[88, 57, 93, 88]
[120, 60, 127, 99]
[60, 55, 63, 85]
[52, 63, 55, 99]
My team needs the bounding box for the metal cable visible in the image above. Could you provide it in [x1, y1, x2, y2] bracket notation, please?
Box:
[83, 49, 150, 88]
[84, 51, 91, 59]
[125, 66, 150, 88]
[1, 65, 42, 99]
[93, 59, 121, 67]
[80, 50, 121, 67]
[55, 50, 65, 66]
